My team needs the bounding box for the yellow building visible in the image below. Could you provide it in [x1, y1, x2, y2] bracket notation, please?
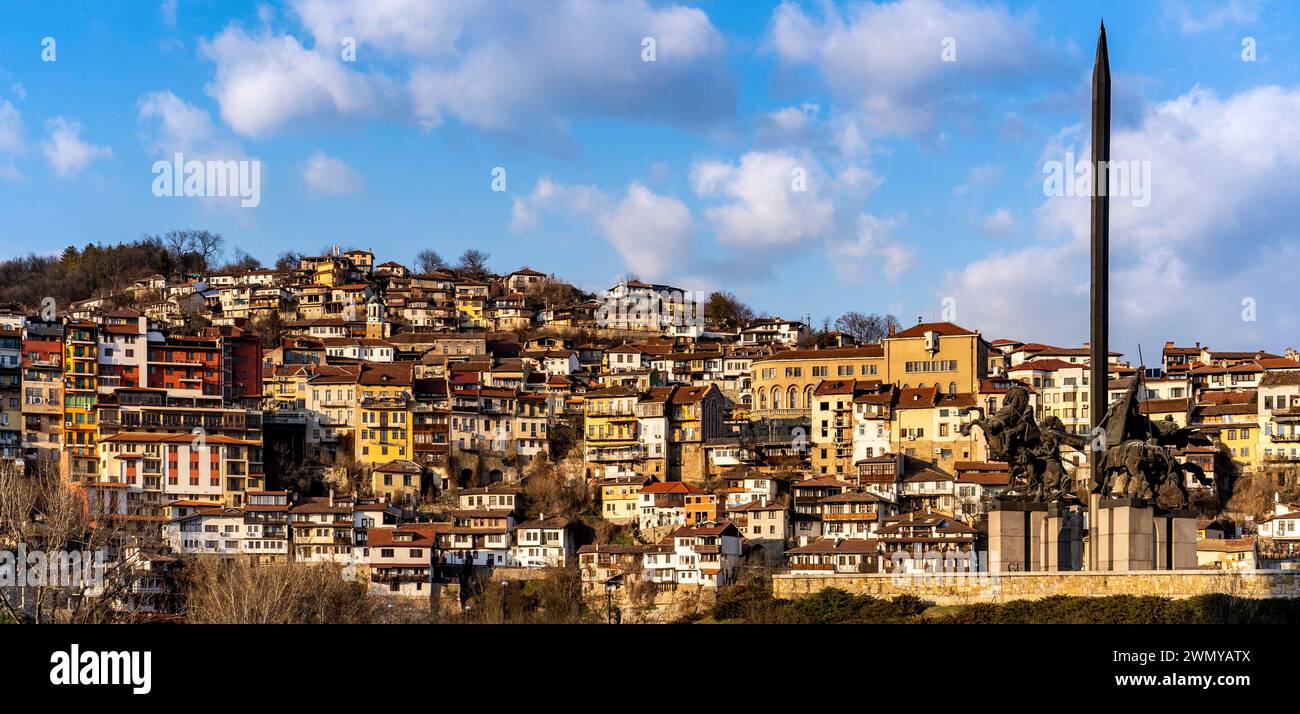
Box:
[583, 386, 641, 479]
[883, 321, 990, 395]
[751, 345, 884, 419]
[355, 363, 414, 464]
[891, 386, 983, 473]
[455, 282, 489, 329]
[749, 322, 990, 422]
[811, 379, 872, 478]
[1193, 399, 1257, 471]
[371, 458, 422, 505]
[599, 474, 651, 524]
[63, 321, 99, 482]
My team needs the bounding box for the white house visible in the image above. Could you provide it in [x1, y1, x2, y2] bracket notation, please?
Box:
[511, 516, 575, 568]
[641, 522, 743, 589]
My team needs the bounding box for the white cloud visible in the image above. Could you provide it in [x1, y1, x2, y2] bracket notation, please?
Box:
[197, 1, 733, 143]
[199, 26, 395, 138]
[512, 178, 693, 281]
[599, 184, 694, 279]
[691, 150, 835, 247]
[768, 0, 1055, 138]
[41, 117, 112, 177]
[954, 163, 998, 195]
[945, 85, 1300, 351]
[138, 90, 227, 156]
[0, 99, 24, 154]
[0, 99, 22, 180]
[290, 0, 476, 57]
[1174, 0, 1260, 34]
[160, 0, 178, 27]
[302, 150, 363, 194]
[407, 0, 731, 134]
[980, 208, 1015, 236]
[826, 214, 915, 281]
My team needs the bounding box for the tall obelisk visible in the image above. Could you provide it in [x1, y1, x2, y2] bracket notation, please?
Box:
[1089, 22, 1110, 433]
[1087, 22, 1111, 572]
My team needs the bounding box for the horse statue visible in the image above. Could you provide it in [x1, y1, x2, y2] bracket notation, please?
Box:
[961, 384, 1085, 502]
[1090, 377, 1213, 509]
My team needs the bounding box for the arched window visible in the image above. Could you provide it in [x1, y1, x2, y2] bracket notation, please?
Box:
[804, 385, 815, 410]
[772, 386, 782, 410]
[787, 386, 798, 410]
[948, 382, 957, 395]
[759, 390, 768, 409]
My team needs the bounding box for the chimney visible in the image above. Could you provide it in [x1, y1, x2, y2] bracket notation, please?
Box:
[888, 322, 896, 337]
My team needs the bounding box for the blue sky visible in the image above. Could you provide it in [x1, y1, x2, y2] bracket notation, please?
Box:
[1, 0, 1298, 358]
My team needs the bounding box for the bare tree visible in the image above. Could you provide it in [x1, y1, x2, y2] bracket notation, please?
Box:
[455, 249, 492, 279]
[0, 462, 166, 623]
[414, 249, 448, 274]
[834, 311, 900, 344]
[181, 558, 384, 624]
[274, 251, 302, 271]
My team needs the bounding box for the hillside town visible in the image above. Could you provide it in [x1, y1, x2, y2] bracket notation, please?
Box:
[1, 240, 1297, 620]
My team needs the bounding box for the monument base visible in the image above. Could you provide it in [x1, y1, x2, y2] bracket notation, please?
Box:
[1154, 508, 1198, 570]
[989, 500, 1083, 572]
[1092, 497, 1155, 571]
[1040, 502, 1084, 571]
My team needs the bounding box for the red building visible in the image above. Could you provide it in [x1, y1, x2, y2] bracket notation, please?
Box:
[148, 336, 223, 398]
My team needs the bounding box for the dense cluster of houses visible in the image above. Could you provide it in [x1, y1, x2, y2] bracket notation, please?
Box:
[5, 244, 1300, 613]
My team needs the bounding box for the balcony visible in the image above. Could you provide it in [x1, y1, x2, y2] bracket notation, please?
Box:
[587, 445, 644, 462]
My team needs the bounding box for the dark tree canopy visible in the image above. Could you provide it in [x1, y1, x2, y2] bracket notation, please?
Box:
[705, 291, 755, 330]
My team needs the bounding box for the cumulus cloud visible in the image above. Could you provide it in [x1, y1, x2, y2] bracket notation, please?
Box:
[198, 0, 734, 144]
[138, 90, 229, 156]
[512, 178, 694, 281]
[199, 26, 396, 138]
[687, 149, 907, 281]
[767, 0, 1057, 139]
[826, 214, 914, 281]
[407, 0, 732, 134]
[41, 117, 112, 177]
[691, 150, 835, 247]
[301, 150, 363, 194]
[290, 0, 477, 57]
[945, 85, 1300, 351]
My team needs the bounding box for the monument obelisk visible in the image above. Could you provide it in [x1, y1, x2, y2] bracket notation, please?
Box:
[1087, 22, 1111, 572]
[1089, 22, 1110, 434]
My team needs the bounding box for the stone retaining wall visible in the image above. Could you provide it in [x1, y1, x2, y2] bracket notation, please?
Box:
[772, 570, 1300, 605]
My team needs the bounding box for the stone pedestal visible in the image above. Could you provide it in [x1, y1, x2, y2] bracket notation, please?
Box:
[1039, 503, 1084, 571]
[988, 501, 1043, 572]
[990, 501, 1084, 572]
[1154, 509, 1198, 570]
[1093, 498, 1155, 571]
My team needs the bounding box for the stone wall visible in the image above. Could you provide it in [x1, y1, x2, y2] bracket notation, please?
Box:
[772, 570, 1300, 605]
